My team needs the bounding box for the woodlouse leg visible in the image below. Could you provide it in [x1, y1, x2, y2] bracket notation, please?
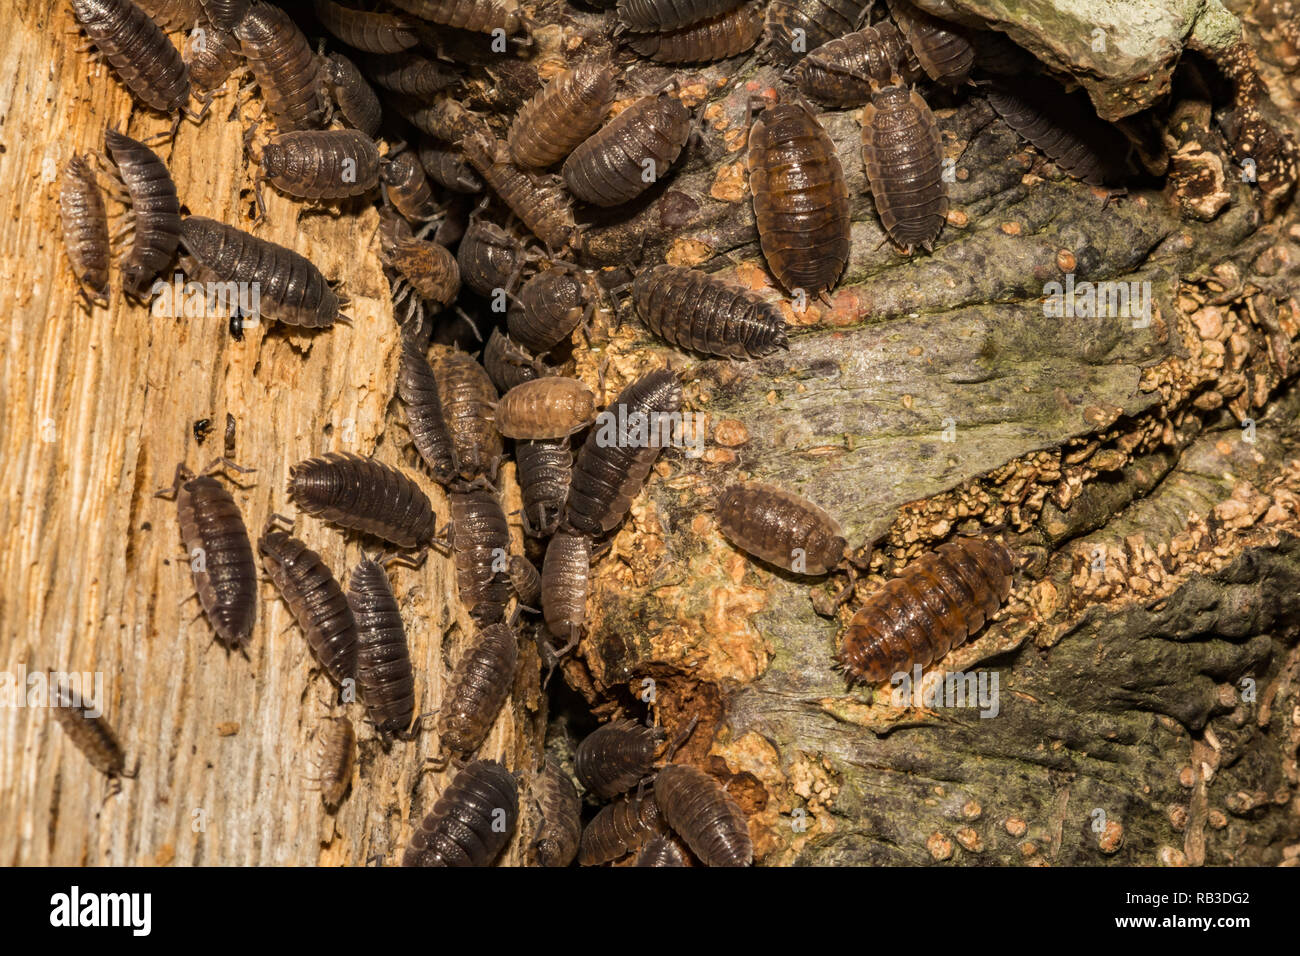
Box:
[428, 526, 453, 558]
[153, 462, 195, 500]
[452, 306, 483, 344]
[199, 456, 256, 483]
[386, 549, 430, 571]
[252, 175, 268, 222]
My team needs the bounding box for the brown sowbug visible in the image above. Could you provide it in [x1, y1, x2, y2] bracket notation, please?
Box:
[483, 328, 546, 394]
[860, 85, 948, 253]
[616, 0, 742, 31]
[458, 213, 525, 297]
[464, 133, 578, 253]
[155, 458, 258, 650]
[575, 718, 665, 798]
[186, 18, 242, 92]
[391, 93, 476, 142]
[70, 0, 191, 114]
[578, 792, 667, 865]
[348, 558, 416, 737]
[540, 531, 589, 647]
[787, 21, 919, 107]
[837, 536, 1014, 685]
[397, 337, 458, 483]
[179, 216, 346, 328]
[259, 519, 359, 686]
[368, 54, 458, 98]
[562, 87, 692, 207]
[449, 485, 512, 626]
[436, 622, 519, 757]
[626, 1, 764, 64]
[198, 0, 249, 32]
[495, 377, 597, 440]
[564, 367, 682, 537]
[430, 348, 502, 481]
[420, 141, 484, 194]
[632, 264, 789, 358]
[288, 453, 438, 550]
[508, 554, 541, 608]
[402, 759, 519, 867]
[313, 0, 420, 53]
[256, 128, 381, 212]
[985, 82, 1134, 187]
[318, 52, 382, 138]
[235, 1, 325, 132]
[715, 480, 847, 574]
[137, 0, 202, 31]
[885, 0, 974, 87]
[383, 236, 461, 321]
[759, 0, 872, 67]
[507, 265, 598, 354]
[747, 98, 850, 297]
[515, 438, 571, 537]
[533, 760, 582, 867]
[104, 127, 181, 301]
[60, 154, 111, 308]
[636, 833, 690, 866]
[382, 151, 439, 224]
[386, 0, 526, 36]
[51, 680, 134, 780]
[508, 60, 617, 170]
[308, 715, 356, 808]
[654, 763, 753, 866]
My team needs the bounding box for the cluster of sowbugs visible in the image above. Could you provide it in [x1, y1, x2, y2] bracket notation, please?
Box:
[53, 0, 1143, 864]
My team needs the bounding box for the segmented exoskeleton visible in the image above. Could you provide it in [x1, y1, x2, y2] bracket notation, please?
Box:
[562, 88, 692, 207]
[155, 458, 258, 650]
[575, 718, 664, 798]
[288, 453, 438, 549]
[860, 85, 948, 253]
[59, 154, 111, 308]
[402, 759, 519, 866]
[436, 622, 519, 757]
[653, 764, 752, 866]
[837, 537, 1014, 685]
[104, 127, 181, 301]
[70, 0, 192, 113]
[179, 216, 346, 328]
[259, 520, 359, 686]
[632, 265, 788, 358]
[313, 0, 420, 53]
[747, 99, 850, 296]
[564, 368, 682, 537]
[235, 1, 325, 131]
[508, 60, 616, 169]
[348, 558, 416, 737]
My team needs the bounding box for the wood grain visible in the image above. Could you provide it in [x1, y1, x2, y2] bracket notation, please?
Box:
[0, 1, 540, 867]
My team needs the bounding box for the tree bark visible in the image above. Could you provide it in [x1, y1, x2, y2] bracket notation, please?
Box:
[569, 1, 1300, 865]
[3, 0, 1299, 868]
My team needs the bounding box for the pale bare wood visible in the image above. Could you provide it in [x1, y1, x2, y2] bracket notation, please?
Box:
[0, 1, 540, 867]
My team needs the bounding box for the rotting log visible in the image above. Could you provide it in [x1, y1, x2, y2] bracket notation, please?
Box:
[2, 0, 1299, 868]
[566, 0, 1300, 865]
[0, 1, 543, 867]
